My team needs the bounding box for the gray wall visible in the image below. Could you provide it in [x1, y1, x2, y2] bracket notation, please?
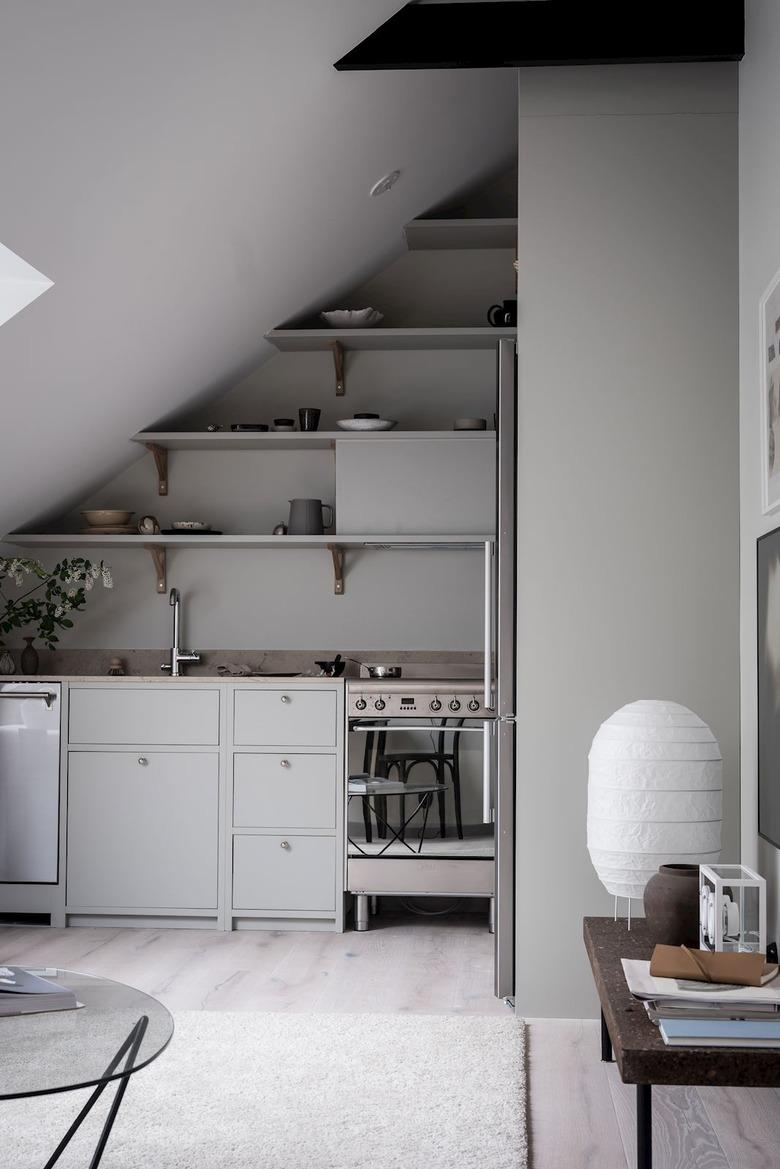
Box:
[739, 4, 780, 940]
[514, 65, 739, 1018]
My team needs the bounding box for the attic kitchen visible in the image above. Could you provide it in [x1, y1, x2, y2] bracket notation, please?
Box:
[0, 197, 518, 998]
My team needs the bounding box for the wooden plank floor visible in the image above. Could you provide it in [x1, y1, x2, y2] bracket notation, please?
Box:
[2, 920, 779, 1165]
[527, 1019, 780, 1169]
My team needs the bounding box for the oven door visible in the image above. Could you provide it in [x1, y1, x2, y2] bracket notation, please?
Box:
[346, 718, 495, 898]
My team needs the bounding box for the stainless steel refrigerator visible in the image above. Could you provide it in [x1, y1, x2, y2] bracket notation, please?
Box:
[492, 336, 517, 999]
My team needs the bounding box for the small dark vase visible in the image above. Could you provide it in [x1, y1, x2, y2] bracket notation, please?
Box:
[643, 864, 700, 947]
[20, 637, 39, 677]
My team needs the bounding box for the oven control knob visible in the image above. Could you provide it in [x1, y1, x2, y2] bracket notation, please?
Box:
[430, 698, 442, 712]
[355, 698, 367, 711]
[468, 698, 480, 712]
[449, 698, 461, 712]
[374, 698, 386, 711]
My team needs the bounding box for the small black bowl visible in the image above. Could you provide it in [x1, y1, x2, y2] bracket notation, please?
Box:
[353, 413, 380, 420]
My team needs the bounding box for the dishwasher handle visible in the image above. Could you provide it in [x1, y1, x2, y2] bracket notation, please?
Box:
[0, 691, 57, 709]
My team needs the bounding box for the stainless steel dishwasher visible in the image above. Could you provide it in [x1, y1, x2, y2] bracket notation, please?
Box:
[0, 682, 61, 883]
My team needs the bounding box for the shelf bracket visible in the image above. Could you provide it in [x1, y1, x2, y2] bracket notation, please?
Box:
[327, 543, 344, 595]
[331, 341, 345, 396]
[145, 443, 169, 496]
[145, 544, 167, 594]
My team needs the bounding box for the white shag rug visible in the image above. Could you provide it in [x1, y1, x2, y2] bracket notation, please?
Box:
[3, 1012, 527, 1169]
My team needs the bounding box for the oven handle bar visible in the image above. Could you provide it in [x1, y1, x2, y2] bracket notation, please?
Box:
[349, 723, 490, 733]
[483, 722, 493, 824]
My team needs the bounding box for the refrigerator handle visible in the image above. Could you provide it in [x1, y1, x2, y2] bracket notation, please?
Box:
[484, 540, 493, 710]
[482, 721, 493, 824]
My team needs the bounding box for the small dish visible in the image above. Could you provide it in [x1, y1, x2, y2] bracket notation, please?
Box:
[161, 528, 223, 536]
[336, 418, 397, 432]
[320, 308, 384, 329]
[230, 423, 269, 432]
[171, 521, 211, 531]
[82, 509, 134, 527]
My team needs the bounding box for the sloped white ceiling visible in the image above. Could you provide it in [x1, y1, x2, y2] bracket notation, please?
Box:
[0, 1, 516, 534]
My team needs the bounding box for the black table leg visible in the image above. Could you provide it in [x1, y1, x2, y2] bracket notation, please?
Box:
[636, 1083, 652, 1169]
[600, 1009, 613, 1062]
[42, 1014, 149, 1169]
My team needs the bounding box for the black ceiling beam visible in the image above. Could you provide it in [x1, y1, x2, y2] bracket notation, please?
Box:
[334, 2, 745, 71]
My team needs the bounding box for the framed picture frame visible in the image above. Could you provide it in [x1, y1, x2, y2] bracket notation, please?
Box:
[759, 266, 780, 513]
[757, 526, 780, 847]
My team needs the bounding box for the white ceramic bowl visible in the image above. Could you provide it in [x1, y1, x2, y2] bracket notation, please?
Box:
[320, 308, 384, 329]
[336, 419, 398, 431]
[81, 509, 134, 526]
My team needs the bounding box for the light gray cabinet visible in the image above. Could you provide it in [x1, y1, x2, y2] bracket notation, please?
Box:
[229, 682, 343, 930]
[232, 835, 336, 912]
[233, 688, 337, 747]
[67, 750, 219, 910]
[233, 753, 336, 829]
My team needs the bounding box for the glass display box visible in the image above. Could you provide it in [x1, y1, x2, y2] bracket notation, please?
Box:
[699, 864, 766, 954]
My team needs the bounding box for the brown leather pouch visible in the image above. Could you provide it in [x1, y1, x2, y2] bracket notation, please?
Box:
[649, 944, 777, 988]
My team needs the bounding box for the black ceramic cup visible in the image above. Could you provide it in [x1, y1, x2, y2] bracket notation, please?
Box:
[299, 408, 321, 432]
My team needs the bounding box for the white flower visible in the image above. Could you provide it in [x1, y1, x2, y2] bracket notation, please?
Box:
[54, 606, 63, 618]
[67, 589, 77, 599]
[90, 565, 100, 580]
[84, 575, 94, 591]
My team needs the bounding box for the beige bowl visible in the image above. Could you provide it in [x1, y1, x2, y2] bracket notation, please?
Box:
[81, 509, 134, 527]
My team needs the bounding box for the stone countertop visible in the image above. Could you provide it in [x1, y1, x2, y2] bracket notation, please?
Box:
[0, 674, 344, 684]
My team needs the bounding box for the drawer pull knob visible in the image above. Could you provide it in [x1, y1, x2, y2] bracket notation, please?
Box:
[137, 756, 148, 766]
[280, 759, 291, 769]
[280, 840, 290, 850]
[280, 695, 291, 704]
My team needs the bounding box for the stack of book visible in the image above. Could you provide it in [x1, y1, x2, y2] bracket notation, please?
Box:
[0, 966, 78, 1016]
[622, 956, 780, 1048]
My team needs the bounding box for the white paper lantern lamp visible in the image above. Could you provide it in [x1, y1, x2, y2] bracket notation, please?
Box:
[587, 700, 722, 905]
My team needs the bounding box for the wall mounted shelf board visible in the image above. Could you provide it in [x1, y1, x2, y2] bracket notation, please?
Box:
[403, 218, 518, 251]
[7, 533, 493, 597]
[131, 430, 494, 451]
[266, 327, 515, 352]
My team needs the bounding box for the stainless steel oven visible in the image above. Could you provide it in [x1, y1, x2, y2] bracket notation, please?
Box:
[346, 678, 498, 922]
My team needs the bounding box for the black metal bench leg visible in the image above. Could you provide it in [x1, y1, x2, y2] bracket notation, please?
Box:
[637, 1084, 652, 1169]
[601, 1009, 613, 1062]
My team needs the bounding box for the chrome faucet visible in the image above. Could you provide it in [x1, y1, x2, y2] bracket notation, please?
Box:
[161, 587, 201, 677]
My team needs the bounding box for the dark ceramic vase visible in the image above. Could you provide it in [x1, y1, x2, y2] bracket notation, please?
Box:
[643, 864, 700, 947]
[20, 637, 39, 677]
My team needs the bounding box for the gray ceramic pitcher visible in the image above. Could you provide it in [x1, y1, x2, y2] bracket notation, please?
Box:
[288, 498, 334, 535]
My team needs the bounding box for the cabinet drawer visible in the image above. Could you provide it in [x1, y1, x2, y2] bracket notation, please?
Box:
[232, 835, 335, 912]
[233, 689, 337, 747]
[69, 687, 220, 746]
[67, 751, 219, 909]
[233, 754, 336, 829]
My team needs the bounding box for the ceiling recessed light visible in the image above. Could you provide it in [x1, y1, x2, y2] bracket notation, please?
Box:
[369, 170, 401, 198]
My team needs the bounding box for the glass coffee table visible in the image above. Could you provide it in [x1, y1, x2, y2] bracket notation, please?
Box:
[0, 969, 173, 1168]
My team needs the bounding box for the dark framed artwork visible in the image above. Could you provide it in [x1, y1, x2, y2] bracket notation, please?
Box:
[758, 526, 780, 846]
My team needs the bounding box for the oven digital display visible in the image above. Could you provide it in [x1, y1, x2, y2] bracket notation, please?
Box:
[400, 697, 415, 706]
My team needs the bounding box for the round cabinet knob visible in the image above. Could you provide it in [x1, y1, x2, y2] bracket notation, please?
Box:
[280, 840, 290, 850]
[468, 698, 480, 712]
[374, 698, 386, 711]
[430, 698, 442, 712]
[355, 698, 367, 711]
[280, 759, 291, 769]
[448, 699, 461, 712]
[137, 756, 148, 766]
[280, 695, 291, 704]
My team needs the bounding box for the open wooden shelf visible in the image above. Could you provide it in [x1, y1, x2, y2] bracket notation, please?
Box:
[265, 326, 514, 352]
[403, 217, 518, 251]
[7, 533, 493, 596]
[131, 430, 495, 452]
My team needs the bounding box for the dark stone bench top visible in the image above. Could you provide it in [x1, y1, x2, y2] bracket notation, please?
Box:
[584, 916, 780, 1087]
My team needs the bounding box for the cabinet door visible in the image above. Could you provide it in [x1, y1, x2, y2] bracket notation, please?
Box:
[233, 835, 335, 912]
[67, 752, 218, 909]
[69, 688, 220, 746]
[233, 689, 337, 747]
[233, 754, 336, 829]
